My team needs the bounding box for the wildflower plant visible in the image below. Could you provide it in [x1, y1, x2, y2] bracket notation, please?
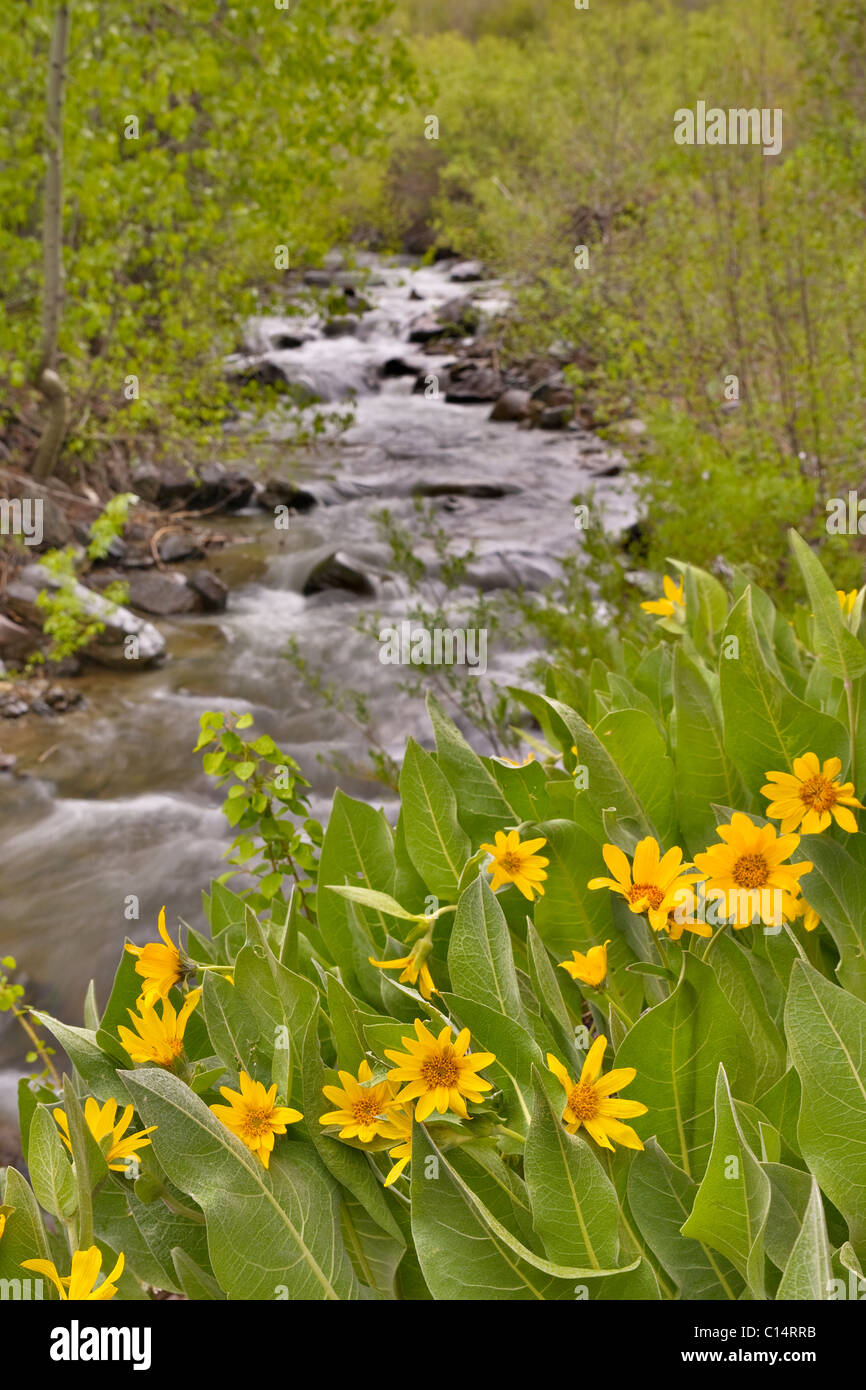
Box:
[3, 530, 866, 1300]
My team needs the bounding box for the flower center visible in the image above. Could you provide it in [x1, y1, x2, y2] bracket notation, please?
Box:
[732, 853, 770, 889]
[798, 775, 838, 814]
[628, 882, 665, 909]
[420, 1050, 460, 1089]
[500, 852, 524, 875]
[242, 1106, 272, 1138]
[351, 1094, 384, 1127]
[567, 1081, 600, 1121]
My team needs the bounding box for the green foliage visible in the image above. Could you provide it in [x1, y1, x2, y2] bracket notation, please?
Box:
[8, 530, 866, 1299]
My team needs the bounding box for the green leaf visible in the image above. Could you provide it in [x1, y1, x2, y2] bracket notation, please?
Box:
[448, 876, 525, 1022]
[426, 692, 515, 840]
[171, 1246, 226, 1300]
[122, 1067, 359, 1300]
[789, 529, 866, 681]
[325, 885, 422, 922]
[614, 953, 755, 1179]
[410, 1124, 634, 1298]
[524, 1072, 620, 1269]
[681, 1065, 771, 1297]
[0, 1168, 55, 1294]
[317, 790, 397, 975]
[785, 960, 866, 1249]
[339, 1197, 404, 1298]
[399, 738, 471, 899]
[627, 1138, 742, 1299]
[438, 992, 541, 1131]
[27, 1106, 77, 1221]
[720, 589, 848, 794]
[776, 1178, 833, 1300]
[201, 972, 261, 1078]
[795, 834, 866, 1000]
[32, 1013, 131, 1103]
[762, 1162, 813, 1271]
[671, 646, 744, 855]
[705, 932, 786, 1095]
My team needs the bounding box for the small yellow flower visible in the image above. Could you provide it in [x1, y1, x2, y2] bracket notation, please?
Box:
[378, 1103, 414, 1187]
[663, 882, 713, 940]
[641, 574, 684, 619]
[480, 829, 549, 901]
[546, 1037, 647, 1151]
[369, 947, 436, 1000]
[54, 1098, 156, 1173]
[125, 907, 185, 1005]
[792, 896, 821, 932]
[210, 1071, 302, 1169]
[22, 1246, 125, 1301]
[837, 589, 858, 617]
[319, 1060, 396, 1142]
[588, 837, 701, 933]
[558, 941, 610, 988]
[762, 753, 863, 835]
[117, 988, 202, 1068]
[693, 813, 812, 929]
[385, 1019, 496, 1122]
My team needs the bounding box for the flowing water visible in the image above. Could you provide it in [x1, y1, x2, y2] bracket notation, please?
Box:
[0, 256, 634, 1109]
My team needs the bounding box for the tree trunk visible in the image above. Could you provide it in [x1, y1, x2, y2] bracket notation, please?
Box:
[33, 3, 71, 480]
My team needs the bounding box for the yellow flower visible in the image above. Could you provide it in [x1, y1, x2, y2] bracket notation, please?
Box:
[385, 1019, 496, 1122]
[762, 753, 862, 835]
[378, 1102, 414, 1187]
[369, 948, 436, 1000]
[125, 906, 185, 1005]
[837, 589, 858, 617]
[663, 882, 713, 940]
[558, 941, 610, 988]
[641, 574, 684, 619]
[210, 1071, 302, 1169]
[54, 1098, 156, 1173]
[792, 896, 821, 933]
[588, 837, 701, 933]
[693, 813, 812, 929]
[117, 987, 202, 1068]
[319, 1060, 396, 1142]
[0, 1213, 6, 1241]
[480, 829, 549, 901]
[546, 1037, 647, 1151]
[22, 1246, 125, 1301]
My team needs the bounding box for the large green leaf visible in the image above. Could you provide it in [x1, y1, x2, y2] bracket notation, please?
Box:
[317, 789, 397, 972]
[524, 1073, 620, 1270]
[448, 876, 525, 1022]
[671, 647, 744, 855]
[26, 1105, 77, 1221]
[94, 1175, 211, 1296]
[0, 1168, 55, 1293]
[399, 739, 471, 899]
[795, 834, 866, 1000]
[627, 1138, 742, 1299]
[789, 529, 866, 682]
[426, 692, 515, 840]
[409, 1124, 633, 1299]
[32, 1012, 131, 1104]
[680, 1066, 771, 1298]
[720, 589, 848, 794]
[785, 961, 866, 1250]
[122, 1067, 359, 1300]
[615, 953, 755, 1179]
[776, 1177, 833, 1300]
[706, 932, 786, 1096]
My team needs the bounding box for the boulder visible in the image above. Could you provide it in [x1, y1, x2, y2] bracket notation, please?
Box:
[449, 260, 485, 282]
[5, 565, 165, 668]
[438, 295, 481, 334]
[490, 389, 531, 423]
[259, 480, 317, 513]
[0, 612, 37, 663]
[187, 570, 228, 612]
[322, 315, 361, 338]
[126, 570, 198, 616]
[408, 314, 443, 344]
[537, 405, 572, 430]
[444, 363, 503, 404]
[301, 551, 376, 598]
[157, 531, 206, 563]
